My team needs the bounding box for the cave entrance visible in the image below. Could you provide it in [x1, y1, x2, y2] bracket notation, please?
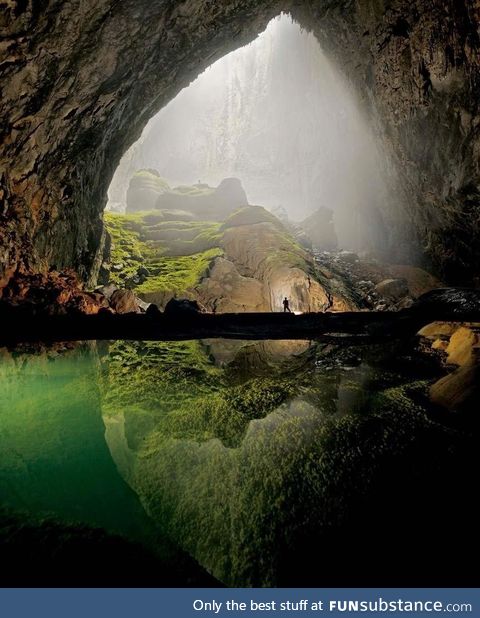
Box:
[103, 14, 395, 312]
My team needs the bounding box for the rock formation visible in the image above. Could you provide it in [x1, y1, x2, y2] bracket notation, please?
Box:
[297, 207, 338, 251]
[104, 180, 358, 312]
[420, 321, 480, 417]
[1, 1, 480, 290]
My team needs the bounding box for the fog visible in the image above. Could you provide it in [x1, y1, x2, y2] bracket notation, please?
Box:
[108, 14, 395, 251]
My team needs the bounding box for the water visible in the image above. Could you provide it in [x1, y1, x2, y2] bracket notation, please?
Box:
[0, 339, 476, 586]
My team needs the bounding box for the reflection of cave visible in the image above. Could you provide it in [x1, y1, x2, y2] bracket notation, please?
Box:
[1, 1, 480, 287]
[99, 337, 479, 586]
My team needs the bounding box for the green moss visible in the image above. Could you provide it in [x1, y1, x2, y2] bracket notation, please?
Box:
[136, 247, 223, 295]
[104, 212, 223, 295]
[221, 205, 282, 230]
[172, 185, 215, 197]
[131, 170, 171, 192]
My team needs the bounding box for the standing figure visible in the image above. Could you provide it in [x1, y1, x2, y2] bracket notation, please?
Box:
[283, 297, 292, 313]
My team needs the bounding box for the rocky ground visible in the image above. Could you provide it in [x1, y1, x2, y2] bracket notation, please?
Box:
[313, 250, 443, 311]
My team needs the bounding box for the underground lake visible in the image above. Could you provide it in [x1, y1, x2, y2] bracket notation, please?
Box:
[1, 335, 478, 586]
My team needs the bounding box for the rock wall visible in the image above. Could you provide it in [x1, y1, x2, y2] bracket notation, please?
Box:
[1, 0, 479, 287]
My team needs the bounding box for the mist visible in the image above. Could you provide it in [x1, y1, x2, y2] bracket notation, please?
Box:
[108, 13, 394, 252]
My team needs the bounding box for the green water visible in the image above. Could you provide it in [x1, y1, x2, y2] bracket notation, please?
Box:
[0, 339, 476, 586]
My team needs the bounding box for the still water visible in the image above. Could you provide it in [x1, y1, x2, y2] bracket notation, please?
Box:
[0, 339, 476, 586]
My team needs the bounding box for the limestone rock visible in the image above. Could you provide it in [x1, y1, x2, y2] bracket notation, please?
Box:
[152, 177, 248, 221]
[374, 278, 409, 301]
[430, 365, 480, 415]
[387, 265, 442, 299]
[298, 207, 338, 251]
[196, 257, 267, 313]
[445, 326, 480, 367]
[109, 290, 139, 314]
[417, 322, 460, 340]
[220, 205, 281, 230]
[126, 170, 170, 213]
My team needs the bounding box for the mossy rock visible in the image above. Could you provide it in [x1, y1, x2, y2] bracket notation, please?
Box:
[104, 212, 223, 296]
[221, 205, 283, 230]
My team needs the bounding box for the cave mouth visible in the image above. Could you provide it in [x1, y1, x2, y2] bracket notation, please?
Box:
[107, 13, 393, 254]
[102, 13, 412, 314]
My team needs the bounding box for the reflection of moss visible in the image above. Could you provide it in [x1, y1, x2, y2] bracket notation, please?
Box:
[100, 339, 472, 586]
[155, 378, 298, 448]
[101, 341, 299, 448]
[101, 340, 223, 413]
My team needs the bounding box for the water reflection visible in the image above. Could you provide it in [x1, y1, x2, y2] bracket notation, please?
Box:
[0, 339, 477, 586]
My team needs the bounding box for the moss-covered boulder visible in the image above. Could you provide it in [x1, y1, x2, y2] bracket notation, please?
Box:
[104, 181, 358, 312]
[126, 170, 171, 213]
[221, 205, 282, 230]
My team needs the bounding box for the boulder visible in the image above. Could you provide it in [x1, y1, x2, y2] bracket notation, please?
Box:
[374, 278, 409, 300]
[195, 257, 267, 313]
[418, 321, 460, 339]
[164, 298, 206, 316]
[298, 207, 338, 251]
[387, 265, 442, 298]
[95, 283, 118, 300]
[445, 326, 480, 367]
[220, 205, 282, 230]
[430, 365, 480, 415]
[126, 169, 170, 212]
[146, 303, 162, 317]
[109, 289, 139, 314]
[337, 251, 359, 264]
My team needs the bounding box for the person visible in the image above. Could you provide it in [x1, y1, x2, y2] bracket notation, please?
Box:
[283, 297, 292, 313]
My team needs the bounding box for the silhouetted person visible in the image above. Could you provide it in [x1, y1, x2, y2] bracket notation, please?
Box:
[283, 297, 292, 313]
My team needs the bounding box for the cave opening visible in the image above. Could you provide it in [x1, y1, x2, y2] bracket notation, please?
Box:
[108, 13, 394, 252]
[103, 13, 407, 313]
[1, 0, 480, 591]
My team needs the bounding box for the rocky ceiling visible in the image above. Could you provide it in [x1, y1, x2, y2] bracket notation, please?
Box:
[0, 0, 479, 287]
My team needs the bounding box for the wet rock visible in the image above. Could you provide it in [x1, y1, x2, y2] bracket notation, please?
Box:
[394, 296, 414, 310]
[445, 326, 480, 367]
[418, 322, 460, 339]
[430, 365, 480, 416]
[137, 266, 150, 278]
[109, 289, 139, 314]
[414, 288, 480, 314]
[432, 338, 448, 351]
[374, 278, 409, 300]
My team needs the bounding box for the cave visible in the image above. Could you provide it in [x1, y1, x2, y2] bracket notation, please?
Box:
[1, 0, 480, 288]
[1, 0, 480, 590]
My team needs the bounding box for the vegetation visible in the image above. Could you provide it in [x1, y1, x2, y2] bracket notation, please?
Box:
[104, 211, 223, 296]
